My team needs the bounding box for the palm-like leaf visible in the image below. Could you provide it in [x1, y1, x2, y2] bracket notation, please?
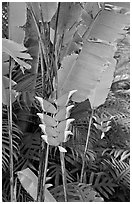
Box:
[51, 182, 104, 202]
[104, 158, 130, 189]
[2, 118, 22, 171]
[48, 161, 74, 187]
[20, 132, 41, 162]
[89, 172, 117, 199]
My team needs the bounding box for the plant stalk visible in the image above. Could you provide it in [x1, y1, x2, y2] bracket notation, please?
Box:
[42, 143, 49, 201]
[53, 2, 60, 53]
[8, 57, 14, 201]
[60, 151, 67, 202]
[80, 108, 94, 183]
[37, 141, 49, 201]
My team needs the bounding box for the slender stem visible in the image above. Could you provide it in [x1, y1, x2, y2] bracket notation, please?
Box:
[7, 3, 14, 200]
[8, 57, 14, 201]
[42, 143, 49, 201]
[39, 42, 45, 96]
[53, 2, 60, 53]
[52, 2, 60, 99]
[60, 152, 67, 202]
[80, 109, 94, 183]
[53, 3, 67, 200]
[37, 140, 45, 202]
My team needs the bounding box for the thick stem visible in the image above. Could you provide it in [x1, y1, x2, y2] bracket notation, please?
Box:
[80, 109, 94, 183]
[60, 152, 67, 202]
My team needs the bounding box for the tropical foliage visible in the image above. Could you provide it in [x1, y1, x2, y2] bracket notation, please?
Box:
[2, 2, 130, 202]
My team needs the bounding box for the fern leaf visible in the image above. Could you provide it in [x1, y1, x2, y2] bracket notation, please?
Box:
[51, 182, 104, 201]
[89, 172, 117, 199]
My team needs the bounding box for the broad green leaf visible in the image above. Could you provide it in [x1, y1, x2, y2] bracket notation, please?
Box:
[2, 38, 32, 69]
[9, 2, 26, 43]
[57, 3, 129, 105]
[40, 2, 58, 22]
[17, 168, 56, 201]
[51, 2, 82, 34]
[84, 2, 100, 18]
[28, 2, 41, 22]
[29, 2, 57, 23]
[89, 58, 116, 108]
[86, 10, 129, 43]
[106, 2, 130, 9]
[58, 41, 116, 104]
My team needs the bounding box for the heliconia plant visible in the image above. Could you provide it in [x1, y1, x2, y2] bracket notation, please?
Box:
[2, 1, 129, 202]
[35, 90, 77, 201]
[36, 90, 77, 147]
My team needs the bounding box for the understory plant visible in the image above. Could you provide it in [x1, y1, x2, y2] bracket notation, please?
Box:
[2, 2, 130, 202]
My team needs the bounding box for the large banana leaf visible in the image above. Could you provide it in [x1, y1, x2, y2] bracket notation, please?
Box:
[9, 2, 26, 43]
[58, 41, 116, 106]
[40, 2, 58, 22]
[58, 3, 129, 107]
[29, 2, 57, 23]
[51, 2, 82, 34]
[2, 38, 32, 69]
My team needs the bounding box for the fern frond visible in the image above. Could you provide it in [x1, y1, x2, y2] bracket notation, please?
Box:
[51, 182, 104, 202]
[103, 158, 130, 189]
[89, 172, 117, 199]
[2, 118, 22, 171]
[20, 132, 41, 161]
